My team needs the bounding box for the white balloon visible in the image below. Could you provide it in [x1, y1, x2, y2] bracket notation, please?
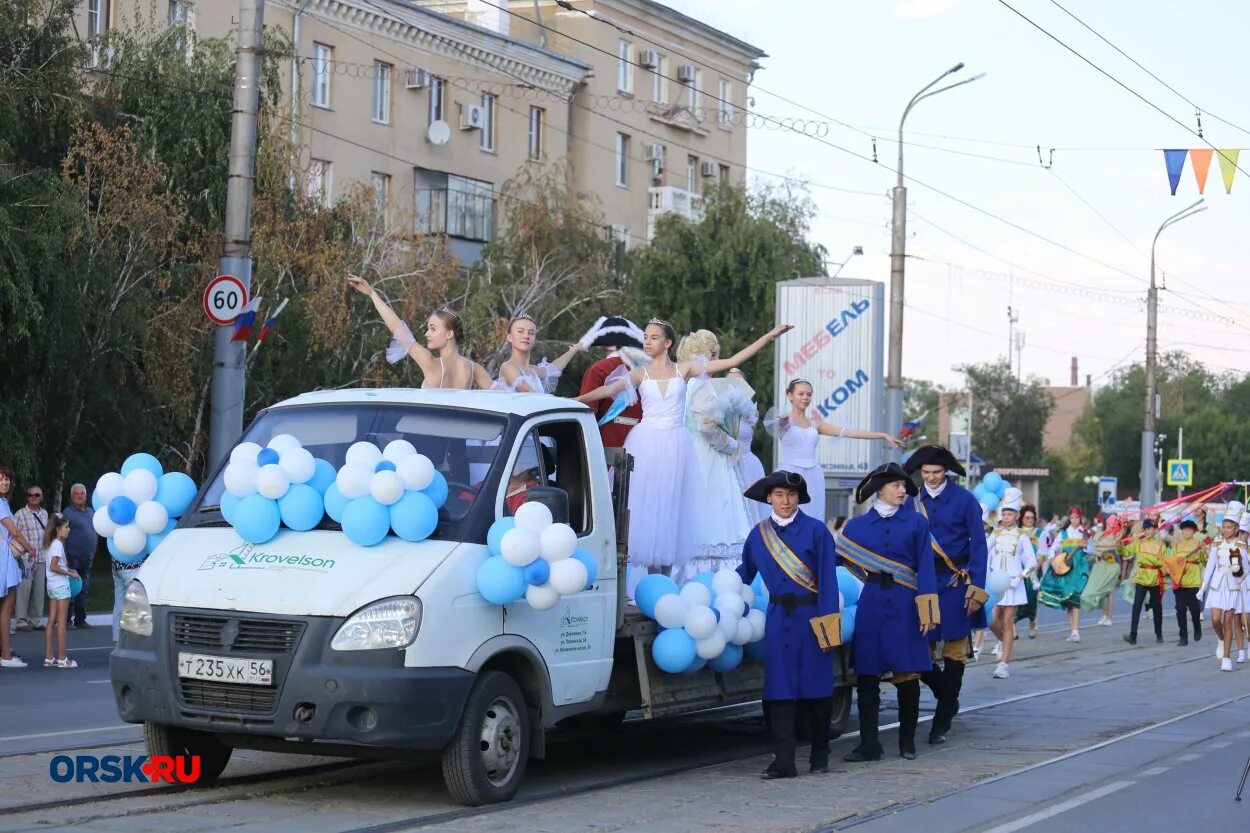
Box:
[230, 442, 264, 465]
[653, 594, 689, 629]
[256, 464, 291, 500]
[95, 471, 126, 504]
[987, 570, 1011, 597]
[549, 557, 589, 596]
[500, 528, 541, 567]
[514, 501, 553, 533]
[93, 509, 119, 539]
[712, 568, 743, 597]
[114, 524, 147, 557]
[336, 463, 374, 500]
[395, 454, 435, 491]
[717, 611, 739, 640]
[267, 434, 302, 456]
[135, 501, 169, 535]
[695, 630, 727, 660]
[345, 441, 383, 468]
[526, 582, 561, 611]
[714, 593, 745, 620]
[123, 469, 159, 504]
[679, 582, 712, 609]
[383, 439, 417, 462]
[684, 606, 718, 640]
[746, 609, 767, 642]
[739, 584, 755, 608]
[732, 618, 754, 646]
[279, 448, 316, 484]
[224, 461, 259, 497]
[539, 523, 577, 562]
[370, 470, 406, 506]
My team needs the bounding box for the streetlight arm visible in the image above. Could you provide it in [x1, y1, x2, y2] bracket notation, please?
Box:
[897, 67, 984, 185]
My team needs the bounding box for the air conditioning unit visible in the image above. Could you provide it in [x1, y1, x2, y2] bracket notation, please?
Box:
[405, 68, 432, 89]
[639, 49, 659, 69]
[700, 161, 718, 178]
[645, 143, 665, 161]
[459, 104, 486, 130]
[677, 64, 697, 83]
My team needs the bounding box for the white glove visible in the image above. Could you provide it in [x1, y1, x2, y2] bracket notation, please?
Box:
[1197, 583, 1207, 596]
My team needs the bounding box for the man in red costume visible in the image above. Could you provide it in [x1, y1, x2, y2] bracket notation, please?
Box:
[579, 316, 646, 449]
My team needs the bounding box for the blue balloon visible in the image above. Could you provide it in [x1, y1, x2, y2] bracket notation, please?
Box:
[651, 628, 697, 673]
[324, 483, 349, 523]
[985, 589, 998, 610]
[308, 459, 337, 495]
[571, 549, 597, 591]
[106, 537, 123, 560]
[233, 494, 282, 544]
[487, 517, 517, 556]
[982, 471, 1004, 494]
[390, 491, 438, 542]
[712, 607, 722, 623]
[476, 556, 527, 605]
[155, 472, 198, 518]
[692, 571, 716, 593]
[982, 493, 1001, 511]
[108, 496, 137, 526]
[342, 497, 391, 547]
[220, 491, 241, 524]
[69, 576, 83, 599]
[751, 573, 769, 611]
[836, 566, 863, 606]
[256, 448, 280, 467]
[279, 483, 324, 532]
[708, 643, 744, 672]
[523, 559, 550, 586]
[91, 489, 105, 510]
[635, 574, 680, 619]
[683, 656, 707, 674]
[147, 518, 178, 554]
[121, 453, 163, 479]
[374, 460, 397, 473]
[841, 604, 857, 643]
[745, 638, 767, 661]
[423, 471, 449, 509]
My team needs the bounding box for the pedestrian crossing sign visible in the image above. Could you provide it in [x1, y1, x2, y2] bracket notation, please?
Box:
[1166, 459, 1193, 486]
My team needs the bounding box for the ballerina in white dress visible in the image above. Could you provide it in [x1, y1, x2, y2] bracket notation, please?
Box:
[492, 314, 586, 394]
[768, 379, 902, 522]
[577, 320, 792, 576]
[726, 369, 768, 523]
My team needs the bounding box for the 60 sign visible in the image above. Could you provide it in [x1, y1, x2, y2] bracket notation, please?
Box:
[203, 275, 248, 325]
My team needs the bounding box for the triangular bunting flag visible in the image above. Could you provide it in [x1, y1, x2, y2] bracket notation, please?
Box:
[1163, 149, 1188, 195]
[1218, 149, 1240, 194]
[1189, 148, 1213, 194]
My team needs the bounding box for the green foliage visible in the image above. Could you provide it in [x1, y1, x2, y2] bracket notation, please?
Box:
[0, 0, 85, 167]
[960, 359, 1053, 466]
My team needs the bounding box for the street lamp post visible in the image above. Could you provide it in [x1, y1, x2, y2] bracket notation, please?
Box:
[830, 245, 864, 279]
[885, 64, 985, 460]
[1141, 199, 1205, 507]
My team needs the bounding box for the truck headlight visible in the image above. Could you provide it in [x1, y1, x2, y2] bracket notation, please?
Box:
[331, 597, 421, 651]
[119, 580, 153, 637]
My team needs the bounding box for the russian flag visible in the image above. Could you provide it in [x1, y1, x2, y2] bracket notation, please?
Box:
[231, 296, 262, 343]
[257, 298, 288, 342]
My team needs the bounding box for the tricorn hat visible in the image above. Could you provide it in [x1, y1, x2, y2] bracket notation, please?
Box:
[579, 315, 645, 350]
[744, 469, 811, 505]
[902, 444, 966, 477]
[855, 462, 919, 505]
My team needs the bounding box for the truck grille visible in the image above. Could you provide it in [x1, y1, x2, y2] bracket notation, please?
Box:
[179, 678, 278, 713]
[171, 614, 303, 653]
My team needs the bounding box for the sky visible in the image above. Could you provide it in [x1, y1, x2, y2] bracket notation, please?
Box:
[659, 0, 1249, 390]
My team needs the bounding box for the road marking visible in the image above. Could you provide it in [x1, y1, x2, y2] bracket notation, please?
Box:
[1176, 753, 1202, 762]
[1209, 741, 1231, 749]
[979, 781, 1135, 833]
[1140, 766, 1171, 776]
[86, 679, 111, 684]
[67, 646, 114, 652]
[0, 726, 135, 742]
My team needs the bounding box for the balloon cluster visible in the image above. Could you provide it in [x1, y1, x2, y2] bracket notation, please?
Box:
[325, 441, 447, 547]
[476, 503, 597, 609]
[92, 454, 198, 564]
[220, 436, 336, 544]
[973, 471, 1012, 514]
[638, 569, 768, 675]
[836, 566, 863, 644]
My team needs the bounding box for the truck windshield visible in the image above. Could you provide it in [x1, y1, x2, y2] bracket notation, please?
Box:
[188, 403, 507, 540]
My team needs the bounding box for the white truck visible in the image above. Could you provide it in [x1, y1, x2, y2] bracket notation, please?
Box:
[109, 389, 852, 805]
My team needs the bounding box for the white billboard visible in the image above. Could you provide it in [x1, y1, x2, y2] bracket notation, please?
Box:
[774, 278, 886, 477]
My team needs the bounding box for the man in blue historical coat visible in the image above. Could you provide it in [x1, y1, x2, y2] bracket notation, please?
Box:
[737, 470, 842, 779]
[838, 462, 940, 762]
[904, 445, 989, 745]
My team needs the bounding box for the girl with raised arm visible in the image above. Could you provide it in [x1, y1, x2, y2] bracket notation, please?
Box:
[348, 275, 493, 390]
[577, 320, 792, 577]
[493, 314, 586, 394]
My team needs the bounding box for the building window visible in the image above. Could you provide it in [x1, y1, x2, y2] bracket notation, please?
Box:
[370, 172, 390, 226]
[307, 159, 331, 207]
[528, 106, 546, 160]
[168, 1, 186, 24]
[480, 94, 496, 152]
[372, 61, 392, 123]
[719, 163, 731, 183]
[686, 155, 698, 192]
[718, 78, 733, 127]
[312, 43, 332, 108]
[617, 40, 633, 93]
[652, 54, 668, 103]
[616, 133, 630, 187]
[687, 68, 701, 114]
[416, 174, 494, 243]
[86, 0, 110, 66]
[429, 76, 445, 124]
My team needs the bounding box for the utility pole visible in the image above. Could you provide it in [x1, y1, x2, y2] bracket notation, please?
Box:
[1006, 305, 1019, 377]
[209, 0, 266, 472]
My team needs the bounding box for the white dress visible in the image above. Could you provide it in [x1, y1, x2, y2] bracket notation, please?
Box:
[986, 526, 1036, 607]
[491, 360, 560, 394]
[623, 369, 698, 570]
[1, 500, 21, 594]
[735, 405, 769, 523]
[1202, 538, 1248, 613]
[774, 416, 828, 523]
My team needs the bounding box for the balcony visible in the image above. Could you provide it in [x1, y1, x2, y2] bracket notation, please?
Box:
[415, 185, 494, 265]
[646, 186, 704, 241]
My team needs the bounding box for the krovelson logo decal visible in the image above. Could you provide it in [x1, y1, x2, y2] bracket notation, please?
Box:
[198, 544, 336, 573]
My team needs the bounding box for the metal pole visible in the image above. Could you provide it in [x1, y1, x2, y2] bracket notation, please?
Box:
[209, 0, 266, 472]
[1177, 425, 1184, 499]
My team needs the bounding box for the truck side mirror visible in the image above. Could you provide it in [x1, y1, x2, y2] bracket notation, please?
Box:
[522, 486, 569, 525]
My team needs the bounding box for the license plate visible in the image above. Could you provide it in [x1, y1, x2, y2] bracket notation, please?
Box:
[177, 652, 272, 686]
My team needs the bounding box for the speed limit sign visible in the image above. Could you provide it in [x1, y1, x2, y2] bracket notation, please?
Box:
[203, 275, 248, 325]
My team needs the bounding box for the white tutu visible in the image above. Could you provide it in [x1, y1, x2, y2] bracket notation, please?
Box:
[735, 406, 769, 522]
[1205, 584, 1247, 614]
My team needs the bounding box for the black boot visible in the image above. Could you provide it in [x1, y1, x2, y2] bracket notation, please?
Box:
[763, 700, 798, 778]
[930, 660, 965, 744]
[806, 697, 833, 773]
[844, 677, 883, 762]
[896, 679, 920, 760]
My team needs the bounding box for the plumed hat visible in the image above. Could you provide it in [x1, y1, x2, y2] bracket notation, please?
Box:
[902, 444, 966, 478]
[744, 470, 811, 505]
[579, 316, 645, 350]
[855, 462, 919, 505]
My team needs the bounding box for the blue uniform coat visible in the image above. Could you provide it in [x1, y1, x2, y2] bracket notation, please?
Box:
[913, 480, 989, 641]
[737, 512, 840, 701]
[838, 507, 938, 675]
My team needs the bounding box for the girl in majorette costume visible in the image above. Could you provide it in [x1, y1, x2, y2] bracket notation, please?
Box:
[577, 320, 792, 577]
[767, 379, 903, 523]
[672, 331, 759, 580]
[1038, 507, 1091, 643]
[1200, 502, 1248, 672]
[985, 489, 1036, 679]
[492, 314, 586, 393]
[1013, 504, 1047, 639]
[726, 369, 769, 523]
[348, 275, 493, 390]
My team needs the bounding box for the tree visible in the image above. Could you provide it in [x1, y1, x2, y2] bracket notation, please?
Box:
[959, 359, 1052, 466]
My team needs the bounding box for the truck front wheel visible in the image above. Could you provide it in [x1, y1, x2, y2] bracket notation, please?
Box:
[142, 722, 233, 783]
[441, 670, 530, 806]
